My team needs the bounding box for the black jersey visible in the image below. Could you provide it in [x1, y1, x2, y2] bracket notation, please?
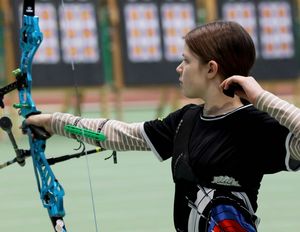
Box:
[143, 103, 300, 231]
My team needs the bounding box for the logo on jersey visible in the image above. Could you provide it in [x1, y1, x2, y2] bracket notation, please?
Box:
[211, 176, 241, 187]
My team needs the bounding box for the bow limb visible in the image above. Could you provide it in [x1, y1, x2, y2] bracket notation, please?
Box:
[19, 0, 67, 231]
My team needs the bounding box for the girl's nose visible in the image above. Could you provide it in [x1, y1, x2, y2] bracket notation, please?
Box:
[176, 62, 183, 74]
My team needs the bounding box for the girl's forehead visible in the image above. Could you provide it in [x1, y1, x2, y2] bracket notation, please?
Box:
[183, 44, 191, 55]
[183, 45, 198, 59]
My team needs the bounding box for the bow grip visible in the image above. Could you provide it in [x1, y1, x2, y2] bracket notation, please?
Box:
[22, 112, 51, 140]
[27, 124, 51, 140]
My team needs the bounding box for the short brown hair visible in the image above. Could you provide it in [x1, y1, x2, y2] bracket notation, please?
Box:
[185, 21, 256, 79]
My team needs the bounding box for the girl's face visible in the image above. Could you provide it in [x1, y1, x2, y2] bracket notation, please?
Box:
[176, 43, 210, 99]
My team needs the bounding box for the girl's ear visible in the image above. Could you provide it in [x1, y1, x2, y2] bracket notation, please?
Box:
[207, 60, 218, 79]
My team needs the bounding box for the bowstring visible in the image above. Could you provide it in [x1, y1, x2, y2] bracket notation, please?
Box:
[60, 1, 99, 231]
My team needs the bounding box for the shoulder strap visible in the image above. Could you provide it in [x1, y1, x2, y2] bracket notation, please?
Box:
[172, 105, 202, 183]
[174, 105, 202, 152]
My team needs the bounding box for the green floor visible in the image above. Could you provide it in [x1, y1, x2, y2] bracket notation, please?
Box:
[0, 107, 299, 231]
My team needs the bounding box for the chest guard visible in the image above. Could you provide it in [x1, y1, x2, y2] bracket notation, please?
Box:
[172, 105, 201, 183]
[171, 106, 259, 231]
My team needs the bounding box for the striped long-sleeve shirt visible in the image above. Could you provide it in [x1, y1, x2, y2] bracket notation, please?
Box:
[51, 91, 300, 161]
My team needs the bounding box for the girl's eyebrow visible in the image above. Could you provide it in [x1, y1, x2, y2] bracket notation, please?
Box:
[182, 54, 191, 60]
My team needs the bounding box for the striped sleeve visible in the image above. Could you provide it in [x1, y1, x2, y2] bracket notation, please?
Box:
[255, 91, 300, 160]
[51, 112, 150, 151]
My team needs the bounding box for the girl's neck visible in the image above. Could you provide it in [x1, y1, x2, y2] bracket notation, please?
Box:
[203, 100, 243, 117]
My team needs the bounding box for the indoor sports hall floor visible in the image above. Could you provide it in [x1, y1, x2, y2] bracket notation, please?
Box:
[0, 88, 299, 232]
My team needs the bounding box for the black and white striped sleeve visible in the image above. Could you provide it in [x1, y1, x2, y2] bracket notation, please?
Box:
[255, 91, 300, 162]
[51, 112, 150, 151]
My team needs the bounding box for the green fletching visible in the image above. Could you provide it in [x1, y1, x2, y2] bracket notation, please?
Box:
[64, 125, 106, 141]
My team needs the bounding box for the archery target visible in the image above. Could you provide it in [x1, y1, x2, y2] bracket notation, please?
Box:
[124, 3, 162, 62]
[258, 2, 294, 59]
[160, 2, 196, 61]
[59, 3, 100, 63]
[34, 3, 60, 64]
